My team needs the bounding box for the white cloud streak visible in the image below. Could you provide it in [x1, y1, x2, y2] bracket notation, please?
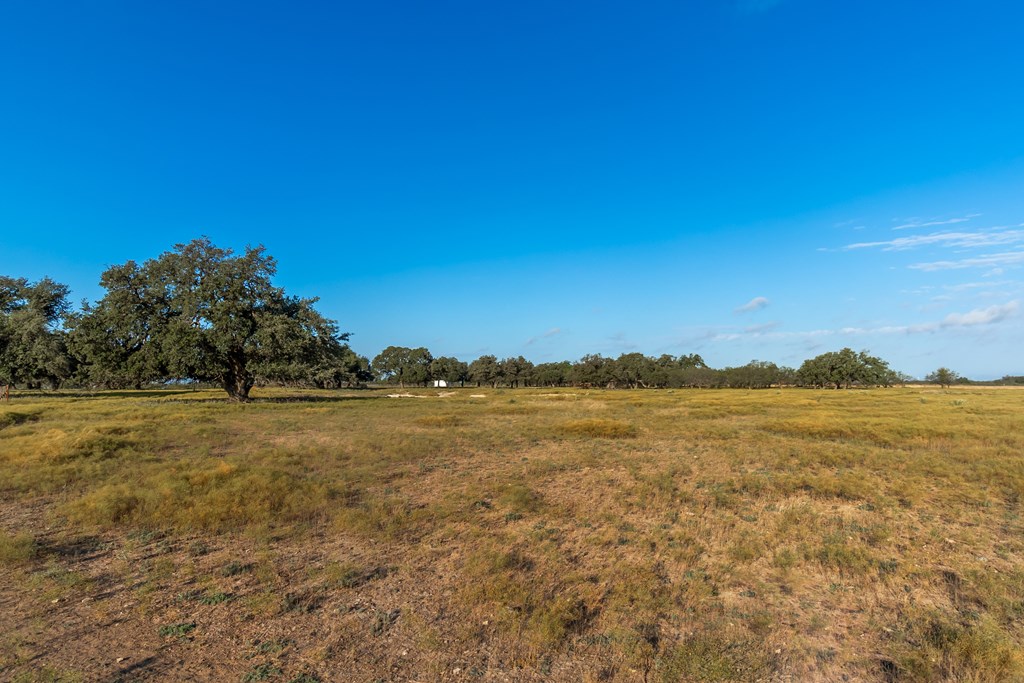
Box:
[744, 321, 780, 334]
[845, 229, 1024, 252]
[892, 214, 981, 231]
[909, 251, 1024, 272]
[708, 301, 1018, 342]
[524, 327, 562, 346]
[735, 296, 770, 314]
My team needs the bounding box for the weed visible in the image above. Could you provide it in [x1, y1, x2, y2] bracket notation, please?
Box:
[323, 562, 388, 589]
[282, 589, 324, 614]
[372, 608, 400, 635]
[222, 560, 255, 577]
[658, 626, 777, 682]
[159, 622, 196, 638]
[200, 591, 233, 605]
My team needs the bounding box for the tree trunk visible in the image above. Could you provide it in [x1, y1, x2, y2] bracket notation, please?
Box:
[222, 350, 253, 402]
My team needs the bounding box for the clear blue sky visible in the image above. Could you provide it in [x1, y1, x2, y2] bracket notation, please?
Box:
[2, 1, 1023, 378]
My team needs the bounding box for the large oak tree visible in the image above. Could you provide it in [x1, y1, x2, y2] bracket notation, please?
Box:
[74, 238, 347, 401]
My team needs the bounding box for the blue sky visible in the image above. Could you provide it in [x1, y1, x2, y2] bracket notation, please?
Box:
[2, 1, 1023, 378]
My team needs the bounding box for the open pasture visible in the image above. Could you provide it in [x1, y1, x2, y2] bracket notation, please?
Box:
[2, 386, 1024, 682]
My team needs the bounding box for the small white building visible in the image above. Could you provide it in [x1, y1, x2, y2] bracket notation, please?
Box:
[432, 379, 448, 388]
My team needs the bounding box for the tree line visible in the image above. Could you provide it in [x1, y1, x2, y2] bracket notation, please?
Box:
[372, 346, 916, 390]
[2, 239, 967, 400]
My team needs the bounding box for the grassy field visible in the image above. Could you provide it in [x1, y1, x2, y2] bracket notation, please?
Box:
[2, 386, 1024, 682]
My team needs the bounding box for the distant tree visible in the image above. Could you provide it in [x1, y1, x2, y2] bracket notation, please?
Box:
[468, 354, 500, 388]
[0, 276, 75, 389]
[372, 346, 433, 387]
[614, 353, 657, 389]
[72, 238, 346, 401]
[329, 347, 374, 388]
[430, 356, 468, 386]
[925, 367, 961, 388]
[571, 354, 613, 387]
[678, 365, 722, 388]
[797, 348, 892, 389]
[678, 353, 708, 369]
[499, 356, 533, 388]
[532, 361, 571, 387]
[723, 360, 787, 389]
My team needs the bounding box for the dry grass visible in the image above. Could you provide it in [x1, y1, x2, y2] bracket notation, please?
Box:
[558, 418, 639, 439]
[1, 386, 1023, 681]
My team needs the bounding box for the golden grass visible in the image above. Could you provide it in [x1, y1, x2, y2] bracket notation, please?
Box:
[0, 531, 36, 565]
[2, 385, 1024, 681]
[558, 418, 638, 438]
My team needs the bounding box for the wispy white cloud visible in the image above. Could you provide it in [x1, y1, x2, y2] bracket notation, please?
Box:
[943, 280, 1014, 292]
[744, 321, 780, 334]
[942, 301, 1019, 327]
[845, 229, 1024, 252]
[524, 327, 563, 346]
[909, 251, 1024, 272]
[707, 301, 1018, 342]
[735, 296, 770, 314]
[891, 214, 981, 231]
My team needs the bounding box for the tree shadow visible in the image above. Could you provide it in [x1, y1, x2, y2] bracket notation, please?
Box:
[5, 389, 387, 404]
[152, 393, 388, 404]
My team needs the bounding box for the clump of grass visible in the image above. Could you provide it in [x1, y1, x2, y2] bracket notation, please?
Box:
[158, 622, 196, 638]
[888, 609, 1023, 681]
[499, 483, 543, 514]
[333, 493, 433, 540]
[199, 590, 233, 605]
[810, 533, 875, 575]
[372, 608, 400, 635]
[222, 560, 254, 577]
[532, 595, 591, 645]
[658, 626, 778, 682]
[728, 531, 766, 563]
[56, 427, 135, 462]
[321, 561, 389, 588]
[559, 418, 638, 439]
[281, 589, 324, 614]
[772, 548, 798, 569]
[0, 531, 37, 565]
[65, 462, 332, 532]
[0, 410, 42, 430]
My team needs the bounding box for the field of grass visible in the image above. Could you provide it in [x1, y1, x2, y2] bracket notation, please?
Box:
[2, 386, 1024, 681]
